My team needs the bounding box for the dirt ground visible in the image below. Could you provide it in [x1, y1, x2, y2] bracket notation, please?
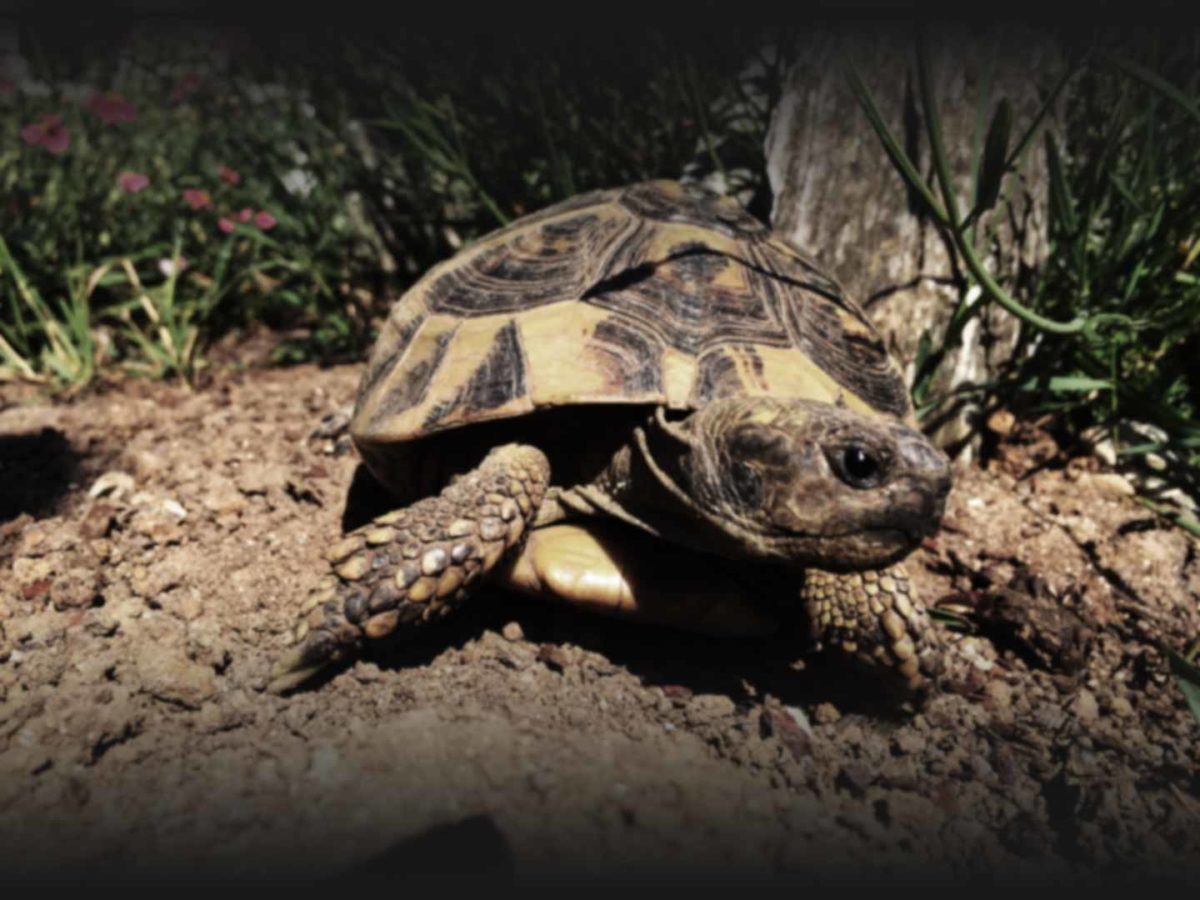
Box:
[1, 363, 1198, 886]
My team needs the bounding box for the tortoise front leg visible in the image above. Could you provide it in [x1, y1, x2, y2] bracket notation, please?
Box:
[800, 564, 932, 689]
[267, 443, 550, 693]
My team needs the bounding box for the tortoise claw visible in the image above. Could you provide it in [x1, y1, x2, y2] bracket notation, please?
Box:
[266, 630, 349, 695]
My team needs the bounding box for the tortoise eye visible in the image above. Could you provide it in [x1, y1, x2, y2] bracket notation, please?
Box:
[836, 445, 883, 489]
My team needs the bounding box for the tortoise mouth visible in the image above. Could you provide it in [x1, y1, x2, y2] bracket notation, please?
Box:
[764, 510, 939, 544]
[757, 481, 947, 550]
[754, 525, 923, 570]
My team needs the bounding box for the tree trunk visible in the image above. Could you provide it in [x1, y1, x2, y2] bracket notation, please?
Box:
[765, 24, 1062, 456]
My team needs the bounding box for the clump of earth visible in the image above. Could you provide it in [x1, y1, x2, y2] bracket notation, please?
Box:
[1, 364, 1198, 885]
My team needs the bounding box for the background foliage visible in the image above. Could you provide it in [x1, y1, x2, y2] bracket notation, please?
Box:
[1, 16, 1196, 525]
[0, 20, 782, 380]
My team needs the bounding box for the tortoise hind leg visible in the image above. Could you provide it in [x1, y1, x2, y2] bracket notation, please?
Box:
[267, 443, 550, 694]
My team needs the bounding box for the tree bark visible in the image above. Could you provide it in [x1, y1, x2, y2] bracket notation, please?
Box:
[765, 24, 1062, 456]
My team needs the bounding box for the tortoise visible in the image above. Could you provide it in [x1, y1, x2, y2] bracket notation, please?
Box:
[268, 180, 951, 694]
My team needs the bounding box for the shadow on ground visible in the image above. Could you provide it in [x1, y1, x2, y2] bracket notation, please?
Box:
[0, 428, 83, 524]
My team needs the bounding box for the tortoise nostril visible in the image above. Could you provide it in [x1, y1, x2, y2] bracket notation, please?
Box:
[896, 431, 950, 481]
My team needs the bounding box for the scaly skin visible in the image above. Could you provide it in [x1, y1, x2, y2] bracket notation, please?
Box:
[267, 444, 549, 693]
[801, 565, 930, 689]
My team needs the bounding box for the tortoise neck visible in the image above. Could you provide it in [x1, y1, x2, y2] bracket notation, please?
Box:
[592, 409, 760, 560]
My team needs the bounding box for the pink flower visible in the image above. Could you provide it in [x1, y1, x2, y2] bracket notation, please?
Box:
[182, 188, 212, 210]
[217, 217, 235, 234]
[117, 170, 149, 194]
[253, 210, 277, 230]
[218, 165, 241, 185]
[236, 207, 253, 223]
[84, 92, 137, 125]
[20, 114, 70, 154]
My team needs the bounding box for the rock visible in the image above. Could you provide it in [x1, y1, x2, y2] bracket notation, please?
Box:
[202, 481, 250, 516]
[983, 680, 1012, 713]
[813, 702, 841, 725]
[14, 557, 54, 593]
[17, 523, 77, 557]
[49, 567, 100, 610]
[495, 643, 535, 671]
[1090, 437, 1118, 467]
[1073, 688, 1100, 725]
[836, 762, 873, 797]
[20, 577, 52, 601]
[88, 471, 135, 502]
[662, 684, 694, 703]
[986, 409, 1016, 437]
[174, 589, 205, 622]
[236, 463, 288, 496]
[784, 705, 814, 739]
[1085, 473, 1135, 498]
[688, 694, 736, 720]
[891, 729, 925, 755]
[761, 697, 811, 760]
[536, 644, 569, 672]
[79, 502, 118, 539]
[1108, 695, 1134, 718]
[501, 621, 524, 642]
[130, 450, 166, 480]
[134, 513, 186, 547]
[136, 645, 218, 709]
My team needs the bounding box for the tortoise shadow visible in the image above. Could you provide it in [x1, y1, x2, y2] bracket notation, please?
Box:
[0, 427, 83, 523]
[358, 586, 924, 721]
[322, 814, 514, 887]
[340, 463, 395, 532]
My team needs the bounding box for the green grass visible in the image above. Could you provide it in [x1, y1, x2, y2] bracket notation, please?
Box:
[850, 29, 1200, 535]
[1, 26, 780, 384]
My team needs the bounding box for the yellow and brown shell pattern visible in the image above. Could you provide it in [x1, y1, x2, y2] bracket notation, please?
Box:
[351, 180, 910, 454]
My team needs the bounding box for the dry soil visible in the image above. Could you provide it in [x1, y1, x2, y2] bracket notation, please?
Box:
[1, 364, 1198, 886]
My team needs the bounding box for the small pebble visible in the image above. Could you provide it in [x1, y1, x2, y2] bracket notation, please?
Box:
[813, 702, 841, 725]
[501, 621, 524, 642]
[1087, 473, 1135, 498]
[984, 680, 1012, 712]
[1108, 695, 1134, 718]
[88, 471, 135, 501]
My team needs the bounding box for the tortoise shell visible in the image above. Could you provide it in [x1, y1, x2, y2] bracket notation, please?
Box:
[351, 180, 910, 452]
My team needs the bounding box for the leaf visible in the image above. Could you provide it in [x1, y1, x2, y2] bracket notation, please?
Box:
[973, 98, 1012, 215]
[1047, 375, 1113, 393]
[1045, 132, 1077, 235]
[844, 60, 949, 228]
[1105, 52, 1200, 126]
[929, 606, 974, 632]
[1016, 374, 1112, 394]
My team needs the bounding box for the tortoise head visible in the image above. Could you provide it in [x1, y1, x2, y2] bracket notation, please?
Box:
[643, 397, 951, 569]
